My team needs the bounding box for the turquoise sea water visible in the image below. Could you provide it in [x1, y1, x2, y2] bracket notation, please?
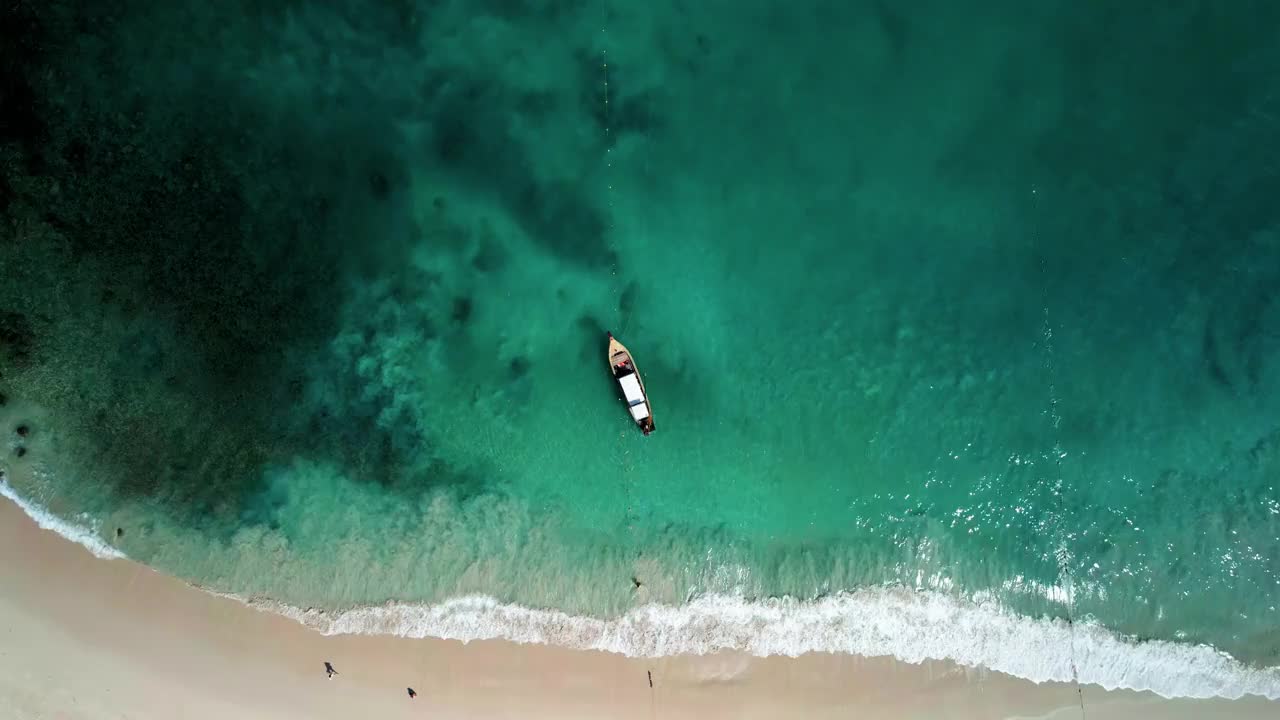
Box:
[2, 0, 1279, 698]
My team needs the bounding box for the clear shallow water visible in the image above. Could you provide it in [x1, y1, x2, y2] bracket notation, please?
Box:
[1, 0, 1279, 699]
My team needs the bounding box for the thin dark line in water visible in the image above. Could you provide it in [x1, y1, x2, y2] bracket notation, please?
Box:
[601, 7, 641, 585]
[604, 28, 660, 710]
[1035, 186, 1086, 720]
[599, 26, 625, 342]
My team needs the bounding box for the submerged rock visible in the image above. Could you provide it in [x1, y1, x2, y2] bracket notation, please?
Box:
[0, 311, 35, 367]
[509, 355, 530, 379]
[368, 170, 390, 199]
[451, 296, 473, 324]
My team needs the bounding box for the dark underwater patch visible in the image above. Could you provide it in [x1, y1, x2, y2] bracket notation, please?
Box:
[0, 311, 35, 368]
[577, 313, 607, 341]
[451, 296, 474, 324]
[0, 173, 12, 214]
[432, 110, 482, 167]
[512, 179, 614, 268]
[369, 169, 392, 199]
[1235, 288, 1274, 389]
[1200, 274, 1280, 394]
[1202, 322, 1232, 390]
[509, 355, 531, 379]
[424, 69, 614, 269]
[580, 50, 662, 147]
[471, 235, 508, 273]
[870, 0, 909, 61]
[618, 282, 637, 317]
[0, 1, 511, 538]
[0, 0, 52, 172]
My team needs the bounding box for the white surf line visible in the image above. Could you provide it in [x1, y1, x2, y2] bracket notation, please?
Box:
[0, 479, 126, 560]
[239, 590, 1280, 701]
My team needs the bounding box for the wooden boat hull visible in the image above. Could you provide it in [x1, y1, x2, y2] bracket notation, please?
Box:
[607, 332, 654, 435]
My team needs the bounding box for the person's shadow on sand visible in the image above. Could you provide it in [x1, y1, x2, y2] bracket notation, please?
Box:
[324, 662, 338, 679]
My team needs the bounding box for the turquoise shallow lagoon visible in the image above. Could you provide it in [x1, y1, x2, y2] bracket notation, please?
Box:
[2, 0, 1278, 699]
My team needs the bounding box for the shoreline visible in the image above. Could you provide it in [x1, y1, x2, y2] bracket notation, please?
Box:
[2, 496, 1278, 718]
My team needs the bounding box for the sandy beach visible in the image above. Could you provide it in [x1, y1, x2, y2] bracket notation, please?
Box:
[0, 497, 1273, 719]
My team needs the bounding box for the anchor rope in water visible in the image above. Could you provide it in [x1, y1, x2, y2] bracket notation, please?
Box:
[600, 19, 640, 553]
[601, 15, 658, 713]
[1035, 185, 1086, 720]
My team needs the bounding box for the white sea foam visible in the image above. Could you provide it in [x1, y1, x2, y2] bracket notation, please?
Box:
[0, 480, 126, 560]
[3, 485, 1277, 701]
[997, 575, 1107, 604]
[249, 590, 1280, 701]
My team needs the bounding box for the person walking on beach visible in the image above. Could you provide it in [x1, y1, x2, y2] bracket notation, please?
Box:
[324, 662, 338, 679]
[407, 687, 417, 699]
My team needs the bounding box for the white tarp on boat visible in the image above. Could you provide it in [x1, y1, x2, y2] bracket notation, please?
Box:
[619, 373, 645, 403]
[629, 402, 651, 421]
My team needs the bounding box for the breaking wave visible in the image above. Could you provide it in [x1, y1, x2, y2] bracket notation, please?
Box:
[5, 485, 1278, 701]
[0, 479, 126, 560]
[259, 591, 1280, 701]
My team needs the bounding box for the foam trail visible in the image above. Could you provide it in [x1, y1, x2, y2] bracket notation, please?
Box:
[254, 591, 1280, 701]
[0, 481, 126, 560]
